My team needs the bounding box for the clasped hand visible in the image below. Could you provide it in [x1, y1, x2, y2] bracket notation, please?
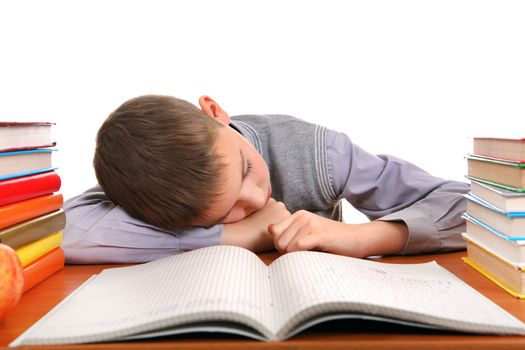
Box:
[222, 199, 408, 258]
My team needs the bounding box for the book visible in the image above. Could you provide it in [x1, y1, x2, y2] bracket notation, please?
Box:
[0, 122, 55, 152]
[10, 246, 525, 346]
[463, 240, 525, 299]
[22, 247, 65, 293]
[0, 193, 63, 230]
[467, 176, 525, 193]
[462, 214, 525, 264]
[0, 149, 56, 181]
[0, 171, 61, 207]
[0, 209, 65, 250]
[467, 155, 525, 192]
[16, 231, 63, 267]
[465, 194, 525, 238]
[470, 179, 525, 213]
[473, 137, 525, 164]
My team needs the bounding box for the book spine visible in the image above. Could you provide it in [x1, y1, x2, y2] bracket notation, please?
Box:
[463, 256, 525, 299]
[471, 153, 525, 164]
[0, 171, 61, 206]
[0, 193, 63, 230]
[0, 122, 54, 126]
[0, 148, 54, 157]
[0, 209, 66, 249]
[0, 143, 57, 153]
[467, 176, 525, 193]
[0, 167, 57, 182]
[22, 247, 65, 293]
[16, 231, 63, 267]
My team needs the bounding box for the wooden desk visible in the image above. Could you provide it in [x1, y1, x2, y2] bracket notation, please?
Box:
[2, 250, 525, 349]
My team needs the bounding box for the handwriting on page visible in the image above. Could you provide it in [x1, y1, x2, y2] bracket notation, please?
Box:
[269, 251, 513, 332]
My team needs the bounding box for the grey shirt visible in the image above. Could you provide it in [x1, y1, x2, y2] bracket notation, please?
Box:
[62, 121, 469, 263]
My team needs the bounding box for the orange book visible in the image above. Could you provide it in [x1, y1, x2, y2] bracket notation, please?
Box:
[22, 247, 65, 293]
[0, 192, 63, 230]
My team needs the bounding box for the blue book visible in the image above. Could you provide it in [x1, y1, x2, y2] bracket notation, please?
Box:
[0, 149, 56, 181]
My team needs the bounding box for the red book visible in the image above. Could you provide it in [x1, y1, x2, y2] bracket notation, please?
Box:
[22, 247, 65, 293]
[0, 171, 61, 206]
[0, 193, 63, 230]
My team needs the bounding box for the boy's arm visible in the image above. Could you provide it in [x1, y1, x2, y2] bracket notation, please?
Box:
[326, 130, 469, 255]
[271, 130, 469, 257]
[63, 185, 222, 263]
[221, 199, 290, 252]
[269, 211, 408, 258]
[63, 185, 283, 263]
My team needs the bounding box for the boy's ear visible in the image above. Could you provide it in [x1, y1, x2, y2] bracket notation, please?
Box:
[198, 95, 231, 125]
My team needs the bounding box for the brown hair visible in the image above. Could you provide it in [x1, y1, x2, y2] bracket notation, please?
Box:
[93, 95, 224, 230]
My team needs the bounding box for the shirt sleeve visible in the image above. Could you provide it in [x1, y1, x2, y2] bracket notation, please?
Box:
[326, 129, 469, 255]
[62, 185, 222, 264]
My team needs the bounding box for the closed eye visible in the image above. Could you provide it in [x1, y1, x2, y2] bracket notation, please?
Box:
[219, 154, 252, 224]
[244, 159, 253, 178]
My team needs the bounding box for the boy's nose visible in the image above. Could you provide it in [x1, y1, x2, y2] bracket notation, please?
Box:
[239, 185, 266, 216]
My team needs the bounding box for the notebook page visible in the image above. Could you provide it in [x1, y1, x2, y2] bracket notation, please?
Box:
[12, 246, 273, 345]
[269, 251, 525, 338]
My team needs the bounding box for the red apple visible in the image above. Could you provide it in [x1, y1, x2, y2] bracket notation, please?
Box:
[0, 243, 24, 320]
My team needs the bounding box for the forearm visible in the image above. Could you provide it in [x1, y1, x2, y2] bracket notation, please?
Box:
[352, 221, 409, 257]
[221, 198, 290, 253]
[378, 185, 468, 255]
[268, 210, 408, 258]
[63, 185, 221, 263]
[221, 221, 274, 252]
[63, 201, 184, 263]
[327, 130, 469, 255]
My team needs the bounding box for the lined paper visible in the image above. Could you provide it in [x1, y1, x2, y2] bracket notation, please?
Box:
[269, 251, 525, 338]
[12, 246, 273, 345]
[11, 246, 525, 346]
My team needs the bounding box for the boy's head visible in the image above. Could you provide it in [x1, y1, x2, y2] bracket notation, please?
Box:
[94, 95, 271, 231]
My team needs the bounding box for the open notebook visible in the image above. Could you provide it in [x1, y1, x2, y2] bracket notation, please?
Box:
[10, 246, 525, 346]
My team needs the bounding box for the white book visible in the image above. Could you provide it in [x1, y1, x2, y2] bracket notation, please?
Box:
[0, 149, 55, 180]
[472, 137, 525, 163]
[470, 180, 525, 213]
[464, 241, 525, 298]
[0, 122, 55, 152]
[462, 214, 525, 265]
[10, 246, 525, 346]
[465, 193, 525, 237]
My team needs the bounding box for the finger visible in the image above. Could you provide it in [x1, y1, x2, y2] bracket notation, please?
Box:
[269, 215, 304, 252]
[268, 213, 297, 239]
[275, 221, 302, 252]
[287, 231, 321, 252]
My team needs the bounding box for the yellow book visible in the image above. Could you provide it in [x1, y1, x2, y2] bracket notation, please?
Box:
[16, 231, 63, 267]
[463, 254, 525, 299]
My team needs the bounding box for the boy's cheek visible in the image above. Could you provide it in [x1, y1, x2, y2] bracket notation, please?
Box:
[226, 207, 265, 224]
[223, 211, 249, 224]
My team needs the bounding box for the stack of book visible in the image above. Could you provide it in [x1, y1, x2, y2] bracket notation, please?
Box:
[0, 122, 66, 293]
[462, 137, 525, 298]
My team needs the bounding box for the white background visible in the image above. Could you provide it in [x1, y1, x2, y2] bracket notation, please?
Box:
[1, 1, 523, 222]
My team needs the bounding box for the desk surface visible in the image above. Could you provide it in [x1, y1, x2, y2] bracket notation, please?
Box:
[2, 250, 525, 349]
